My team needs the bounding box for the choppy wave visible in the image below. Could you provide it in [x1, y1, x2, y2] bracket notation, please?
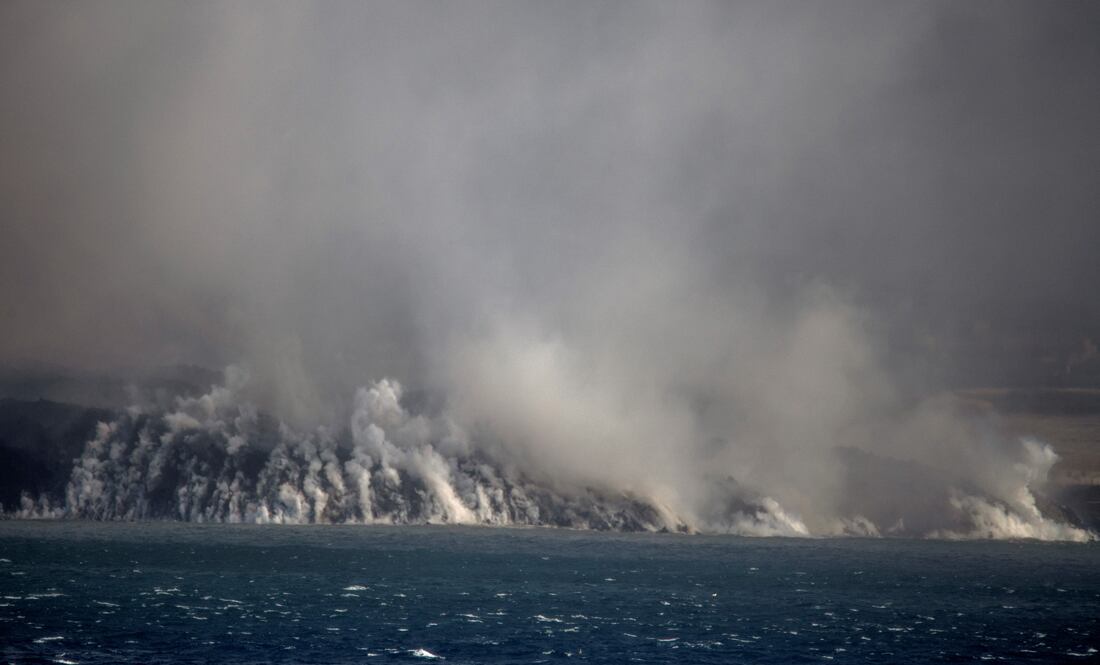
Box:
[5, 369, 1094, 541]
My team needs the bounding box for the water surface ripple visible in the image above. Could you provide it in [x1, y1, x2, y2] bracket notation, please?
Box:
[1, 522, 1097, 663]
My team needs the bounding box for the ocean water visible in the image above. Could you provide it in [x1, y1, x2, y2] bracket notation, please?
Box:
[1, 522, 1097, 664]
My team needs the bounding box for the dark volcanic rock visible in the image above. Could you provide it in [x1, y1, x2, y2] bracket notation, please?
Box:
[0, 398, 112, 511]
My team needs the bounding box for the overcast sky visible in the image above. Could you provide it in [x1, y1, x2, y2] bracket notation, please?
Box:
[2, 1, 1098, 414]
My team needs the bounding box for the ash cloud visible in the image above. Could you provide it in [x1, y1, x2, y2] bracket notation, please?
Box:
[1, 2, 1098, 538]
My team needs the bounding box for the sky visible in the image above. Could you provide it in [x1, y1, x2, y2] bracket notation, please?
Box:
[2, 0, 1099, 419]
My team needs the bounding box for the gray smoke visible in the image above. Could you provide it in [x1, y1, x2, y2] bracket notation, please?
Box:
[10, 367, 1093, 541]
[2, 3, 1098, 539]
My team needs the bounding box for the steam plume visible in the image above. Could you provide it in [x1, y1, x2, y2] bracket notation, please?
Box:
[1, 3, 1098, 541]
[11, 367, 1092, 541]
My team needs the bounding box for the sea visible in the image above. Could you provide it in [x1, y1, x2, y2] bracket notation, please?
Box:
[1, 522, 1097, 664]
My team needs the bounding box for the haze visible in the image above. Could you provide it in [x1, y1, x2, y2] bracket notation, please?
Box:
[2, 1, 1098, 537]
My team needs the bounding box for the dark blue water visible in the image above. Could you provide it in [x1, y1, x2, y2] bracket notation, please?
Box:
[1, 522, 1097, 663]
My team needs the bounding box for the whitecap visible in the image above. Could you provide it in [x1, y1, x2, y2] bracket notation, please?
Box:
[534, 614, 563, 623]
[343, 584, 368, 591]
[410, 648, 443, 659]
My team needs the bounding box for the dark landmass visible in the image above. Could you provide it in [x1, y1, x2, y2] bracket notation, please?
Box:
[0, 398, 111, 511]
[0, 363, 221, 410]
[0, 364, 215, 512]
[2, 367, 1099, 533]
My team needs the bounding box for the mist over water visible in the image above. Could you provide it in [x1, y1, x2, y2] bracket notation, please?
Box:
[2, 3, 1099, 540]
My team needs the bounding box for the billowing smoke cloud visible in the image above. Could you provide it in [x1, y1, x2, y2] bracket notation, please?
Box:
[18, 368, 692, 531]
[10, 367, 1094, 541]
[1, 3, 1098, 539]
